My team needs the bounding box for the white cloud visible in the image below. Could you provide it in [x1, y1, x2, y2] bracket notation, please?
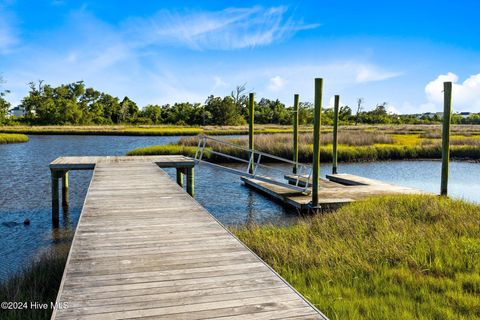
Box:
[424, 72, 480, 112]
[0, 6, 404, 109]
[355, 64, 402, 83]
[212, 76, 229, 90]
[124, 6, 319, 50]
[267, 75, 285, 91]
[385, 104, 399, 114]
[327, 96, 342, 108]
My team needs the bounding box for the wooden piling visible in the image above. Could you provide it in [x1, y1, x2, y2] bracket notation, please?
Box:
[293, 94, 299, 174]
[51, 170, 59, 225]
[332, 95, 339, 174]
[248, 92, 255, 174]
[186, 167, 194, 197]
[312, 78, 323, 208]
[176, 168, 184, 188]
[441, 81, 452, 196]
[61, 171, 69, 207]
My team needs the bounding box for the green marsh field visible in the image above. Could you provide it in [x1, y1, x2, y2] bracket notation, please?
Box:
[127, 124, 480, 162]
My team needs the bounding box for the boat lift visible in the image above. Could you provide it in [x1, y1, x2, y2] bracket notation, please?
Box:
[194, 135, 312, 194]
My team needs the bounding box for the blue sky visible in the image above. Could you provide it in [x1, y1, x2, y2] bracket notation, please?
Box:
[1, 0, 480, 113]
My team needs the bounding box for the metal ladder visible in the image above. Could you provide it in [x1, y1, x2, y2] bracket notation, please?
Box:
[194, 135, 312, 194]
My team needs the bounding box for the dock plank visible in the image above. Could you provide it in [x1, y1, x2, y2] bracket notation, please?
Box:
[51, 156, 326, 319]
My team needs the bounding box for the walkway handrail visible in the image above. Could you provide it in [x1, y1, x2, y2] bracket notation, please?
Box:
[194, 135, 312, 194]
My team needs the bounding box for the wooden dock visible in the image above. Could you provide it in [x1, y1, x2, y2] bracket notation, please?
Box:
[50, 156, 327, 319]
[242, 173, 426, 211]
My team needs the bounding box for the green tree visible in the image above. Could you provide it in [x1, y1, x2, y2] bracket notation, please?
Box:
[255, 98, 290, 124]
[231, 83, 248, 115]
[0, 76, 11, 124]
[54, 82, 85, 124]
[204, 95, 245, 125]
[298, 102, 314, 125]
[80, 87, 102, 123]
[141, 105, 162, 124]
[119, 97, 138, 123]
[339, 106, 353, 123]
[99, 93, 120, 124]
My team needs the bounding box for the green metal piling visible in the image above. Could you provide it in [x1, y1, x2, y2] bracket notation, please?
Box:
[248, 92, 255, 174]
[441, 81, 452, 196]
[293, 94, 299, 174]
[186, 167, 194, 197]
[62, 170, 69, 207]
[176, 168, 184, 188]
[312, 78, 323, 208]
[51, 170, 59, 226]
[332, 95, 339, 174]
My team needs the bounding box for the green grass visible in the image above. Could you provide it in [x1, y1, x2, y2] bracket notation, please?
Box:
[0, 125, 314, 136]
[231, 195, 480, 320]
[1, 124, 480, 138]
[127, 132, 480, 162]
[127, 145, 201, 157]
[0, 244, 70, 320]
[0, 133, 29, 144]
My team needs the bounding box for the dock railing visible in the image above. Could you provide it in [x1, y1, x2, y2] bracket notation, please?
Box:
[194, 135, 312, 194]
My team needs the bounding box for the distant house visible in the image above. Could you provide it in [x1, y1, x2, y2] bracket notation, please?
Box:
[415, 112, 444, 120]
[422, 112, 436, 119]
[9, 106, 25, 117]
[458, 112, 471, 119]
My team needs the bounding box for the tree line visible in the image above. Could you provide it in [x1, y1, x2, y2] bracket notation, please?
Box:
[1, 80, 479, 125]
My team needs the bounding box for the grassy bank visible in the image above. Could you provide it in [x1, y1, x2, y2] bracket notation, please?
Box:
[0, 125, 312, 136]
[5, 124, 479, 137]
[0, 245, 70, 320]
[232, 195, 480, 319]
[0, 133, 29, 144]
[127, 127, 480, 162]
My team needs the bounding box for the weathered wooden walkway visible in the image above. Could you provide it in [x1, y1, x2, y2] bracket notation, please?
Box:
[50, 156, 326, 319]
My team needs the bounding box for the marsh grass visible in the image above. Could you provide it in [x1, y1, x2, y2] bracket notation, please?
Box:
[128, 127, 480, 162]
[127, 145, 200, 157]
[0, 125, 314, 136]
[179, 131, 393, 147]
[0, 133, 29, 144]
[232, 195, 480, 320]
[2, 124, 480, 137]
[422, 138, 480, 146]
[167, 132, 395, 162]
[115, 124, 480, 161]
[0, 244, 70, 320]
[128, 139, 479, 162]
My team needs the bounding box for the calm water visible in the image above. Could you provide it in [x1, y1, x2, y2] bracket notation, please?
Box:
[0, 135, 479, 280]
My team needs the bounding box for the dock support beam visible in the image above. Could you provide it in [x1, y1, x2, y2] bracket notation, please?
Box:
[312, 78, 323, 209]
[51, 170, 60, 226]
[61, 171, 69, 207]
[441, 81, 452, 196]
[186, 167, 194, 197]
[176, 168, 184, 187]
[248, 92, 255, 174]
[332, 95, 339, 174]
[293, 94, 299, 174]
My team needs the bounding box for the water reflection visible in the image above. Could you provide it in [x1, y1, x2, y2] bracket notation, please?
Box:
[245, 190, 256, 227]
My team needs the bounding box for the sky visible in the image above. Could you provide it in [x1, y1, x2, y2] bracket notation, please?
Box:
[1, 0, 480, 114]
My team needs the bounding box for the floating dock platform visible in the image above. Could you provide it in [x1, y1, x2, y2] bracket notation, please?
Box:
[242, 173, 425, 211]
[49, 156, 327, 319]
